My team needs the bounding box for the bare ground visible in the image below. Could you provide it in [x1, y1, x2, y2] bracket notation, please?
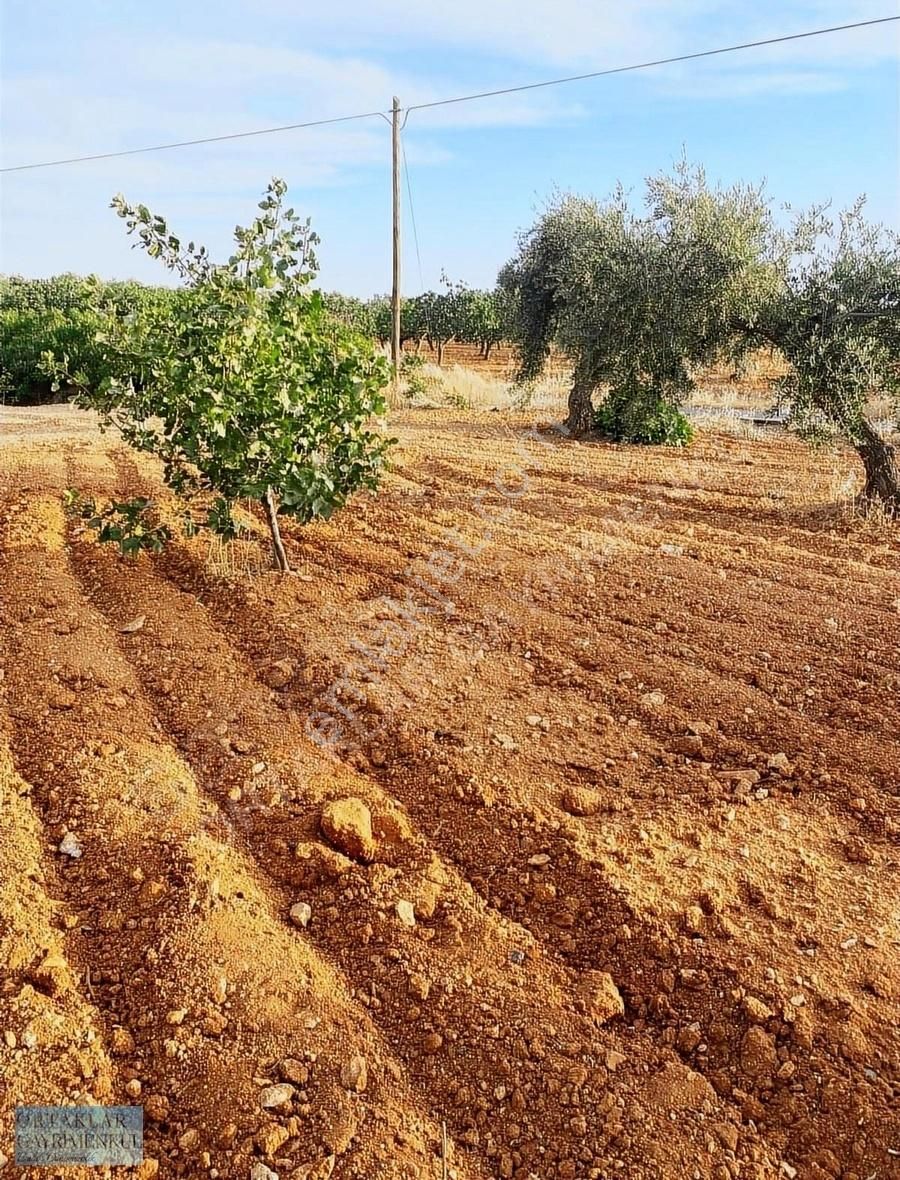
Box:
[0, 404, 898, 1180]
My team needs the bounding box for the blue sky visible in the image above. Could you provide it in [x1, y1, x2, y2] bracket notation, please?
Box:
[1, 1, 898, 295]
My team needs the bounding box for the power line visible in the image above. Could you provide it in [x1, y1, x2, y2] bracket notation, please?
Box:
[0, 111, 390, 174]
[400, 136, 427, 293]
[405, 16, 900, 113]
[1, 15, 896, 175]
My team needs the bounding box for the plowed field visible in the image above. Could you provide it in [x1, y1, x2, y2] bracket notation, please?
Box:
[1, 405, 898, 1180]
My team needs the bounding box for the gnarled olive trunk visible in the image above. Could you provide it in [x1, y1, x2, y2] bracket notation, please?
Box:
[565, 364, 595, 436]
[855, 417, 900, 510]
[263, 487, 291, 573]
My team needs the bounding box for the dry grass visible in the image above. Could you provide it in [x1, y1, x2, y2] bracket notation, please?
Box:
[402, 364, 569, 412]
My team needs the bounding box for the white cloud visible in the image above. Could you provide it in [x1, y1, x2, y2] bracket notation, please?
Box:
[1, 1, 896, 285]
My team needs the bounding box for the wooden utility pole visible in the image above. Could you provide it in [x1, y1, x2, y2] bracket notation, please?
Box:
[391, 96, 402, 386]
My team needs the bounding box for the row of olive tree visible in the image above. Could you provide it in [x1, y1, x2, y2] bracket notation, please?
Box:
[500, 164, 900, 507]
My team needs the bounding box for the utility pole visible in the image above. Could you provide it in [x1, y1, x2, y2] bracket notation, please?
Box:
[391, 96, 402, 387]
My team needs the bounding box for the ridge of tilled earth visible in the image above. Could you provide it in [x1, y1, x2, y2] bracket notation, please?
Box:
[0, 414, 898, 1180]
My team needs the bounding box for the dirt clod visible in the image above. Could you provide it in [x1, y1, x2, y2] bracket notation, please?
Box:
[320, 798, 375, 861]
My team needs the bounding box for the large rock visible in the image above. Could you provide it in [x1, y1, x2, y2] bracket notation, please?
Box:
[320, 799, 376, 862]
[577, 971, 625, 1024]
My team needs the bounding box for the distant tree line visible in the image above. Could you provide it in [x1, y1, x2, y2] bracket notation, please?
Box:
[322, 280, 515, 365]
[0, 273, 515, 405]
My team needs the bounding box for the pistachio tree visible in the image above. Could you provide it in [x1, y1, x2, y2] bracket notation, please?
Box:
[56, 179, 392, 571]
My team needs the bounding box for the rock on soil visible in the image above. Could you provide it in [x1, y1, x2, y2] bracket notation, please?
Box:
[561, 785, 602, 816]
[289, 901, 312, 928]
[58, 831, 83, 858]
[320, 798, 376, 862]
[577, 971, 625, 1024]
[259, 1083, 295, 1109]
[340, 1054, 368, 1093]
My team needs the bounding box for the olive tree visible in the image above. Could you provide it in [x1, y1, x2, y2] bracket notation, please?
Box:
[501, 165, 900, 507]
[742, 201, 900, 506]
[53, 179, 392, 571]
[499, 175, 758, 437]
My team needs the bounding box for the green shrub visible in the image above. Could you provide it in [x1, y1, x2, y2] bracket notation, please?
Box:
[594, 378, 694, 446]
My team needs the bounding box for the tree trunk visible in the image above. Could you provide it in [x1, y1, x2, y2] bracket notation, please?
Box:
[263, 488, 291, 573]
[565, 368, 595, 436]
[855, 417, 900, 510]
[436, 340, 445, 367]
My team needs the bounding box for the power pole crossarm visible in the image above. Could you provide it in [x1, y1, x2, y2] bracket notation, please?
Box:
[391, 96, 402, 387]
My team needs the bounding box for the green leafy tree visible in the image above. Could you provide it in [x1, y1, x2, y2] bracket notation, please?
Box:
[739, 201, 900, 506]
[0, 275, 176, 404]
[500, 164, 900, 505]
[499, 183, 722, 436]
[456, 287, 511, 359]
[51, 179, 392, 570]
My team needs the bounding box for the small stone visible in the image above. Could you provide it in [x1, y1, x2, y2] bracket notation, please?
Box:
[259, 1083, 295, 1109]
[767, 753, 793, 774]
[561, 786, 601, 817]
[250, 1165, 279, 1180]
[641, 691, 666, 708]
[178, 1129, 199, 1150]
[144, 1094, 170, 1122]
[527, 853, 550, 867]
[262, 659, 294, 689]
[712, 1122, 739, 1153]
[289, 902, 312, 929]
[740, 1026, 778, 1078]
[374, 805, 414, 847]
[577, 971, 625, 1024]
[676, 1025, 703, 1053]
[422, 1032, 443, 1054]
[166, 1008, 188, 1025]
[28, 952, 72, 998]
[125, 1079, 142, 1098]
[672, 735, 703, 756]
[715, 769, 760, 786]
[120, 615, 146, 634]
[251, 762, 266, 776]
[408, 973, 431, 1001]
[395, 900, 416, 927]
[320, 798, 375, 862]
[525, 714, 543, 727]
[280, 1058, 309, 1085]
[742, 996, 773, 1024]
[4, 1031, 16, 1049]
[683, 905, 705, 934]
[605, 1050, 626, 1072]
[202, 1011, 228, 1037]
[780, 1165, 798, 1180]
[59, 832, 83, 858]
[340, 1055, 368, 1093]
[492, 733, 519, 751]
[256, 1124, 290, 1157]
[789, 993, 806, 1007]
[844, 836, 873, 865]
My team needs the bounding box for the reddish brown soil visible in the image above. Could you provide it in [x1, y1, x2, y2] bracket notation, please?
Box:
[1, 405, 898, 1180]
